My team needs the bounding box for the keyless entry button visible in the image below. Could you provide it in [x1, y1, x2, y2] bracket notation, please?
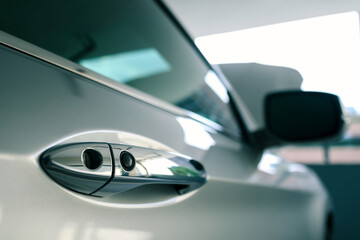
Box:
[82, 148, 103, 170]
[120, 151, 136, 171]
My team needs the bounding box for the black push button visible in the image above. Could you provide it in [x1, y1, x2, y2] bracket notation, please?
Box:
[120, 151, 136, 171]
[82, 149, 103, 170]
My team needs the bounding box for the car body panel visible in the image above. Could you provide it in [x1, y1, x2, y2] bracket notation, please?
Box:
[0, 1, 330, 239]
[0, 40, 328, 239]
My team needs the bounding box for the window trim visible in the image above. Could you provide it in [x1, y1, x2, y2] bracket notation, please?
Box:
[0, 0, 250, 141]
[0, 29, 243, 140]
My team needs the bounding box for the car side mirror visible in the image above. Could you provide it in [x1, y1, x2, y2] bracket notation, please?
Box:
[265, 91, 345, 142]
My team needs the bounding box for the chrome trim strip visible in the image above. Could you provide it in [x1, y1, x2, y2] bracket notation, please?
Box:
[0, 30, 228, 135]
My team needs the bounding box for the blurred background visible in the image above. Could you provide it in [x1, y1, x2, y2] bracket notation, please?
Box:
[164, 1, 360, 239]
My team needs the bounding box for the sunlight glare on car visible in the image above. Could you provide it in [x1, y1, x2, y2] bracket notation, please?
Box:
[204, 70, 230, 103]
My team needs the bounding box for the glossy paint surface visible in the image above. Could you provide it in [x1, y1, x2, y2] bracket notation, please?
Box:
[0, 36, 328, 240]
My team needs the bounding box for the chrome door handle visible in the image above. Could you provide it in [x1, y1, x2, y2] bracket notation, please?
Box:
[40, 143, 206, 197]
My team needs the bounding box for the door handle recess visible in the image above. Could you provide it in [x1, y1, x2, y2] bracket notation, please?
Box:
[40, 143, 206, 197]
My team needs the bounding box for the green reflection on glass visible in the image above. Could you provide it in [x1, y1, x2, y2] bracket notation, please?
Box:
[79, 48, 171, 83]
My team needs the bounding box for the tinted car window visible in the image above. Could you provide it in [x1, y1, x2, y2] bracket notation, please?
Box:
[0, 0, 240, 137]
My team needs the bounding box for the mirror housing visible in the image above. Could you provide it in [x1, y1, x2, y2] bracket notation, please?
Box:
[265, 91, 345, 142]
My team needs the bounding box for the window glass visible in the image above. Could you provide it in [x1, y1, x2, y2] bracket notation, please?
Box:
[0, 0, 240, 137]
[79, 48, 172, 83]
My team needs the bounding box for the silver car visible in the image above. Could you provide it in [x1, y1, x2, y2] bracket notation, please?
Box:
[0, 0, 343, 239]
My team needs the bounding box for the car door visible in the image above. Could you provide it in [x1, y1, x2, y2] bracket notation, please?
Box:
[0, 0, 329, 239]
